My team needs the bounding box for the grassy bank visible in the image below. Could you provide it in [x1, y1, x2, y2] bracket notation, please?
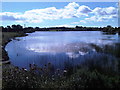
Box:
[2, 32, 27, 61]
[1, 32, 28, 89]
[2, 32, 27, 46]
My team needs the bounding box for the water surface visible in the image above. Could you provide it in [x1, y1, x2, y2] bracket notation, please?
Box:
[5, 31, 120, 72]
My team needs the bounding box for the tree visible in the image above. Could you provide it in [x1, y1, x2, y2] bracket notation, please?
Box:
[107, 25, 112, 28]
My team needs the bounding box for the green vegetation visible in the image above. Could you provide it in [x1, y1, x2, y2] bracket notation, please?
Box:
[0, 31, 28, 89]
[1, 24, 120, 33]
[2, 32, 27, 46]
[2, 32, 27, 61]
[2, 64, 120, 88]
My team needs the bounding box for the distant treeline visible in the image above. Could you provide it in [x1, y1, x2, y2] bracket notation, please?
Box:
[0, 24, 120, 33]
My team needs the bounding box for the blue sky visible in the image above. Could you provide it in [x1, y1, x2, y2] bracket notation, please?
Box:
[1, 2, 118, 27]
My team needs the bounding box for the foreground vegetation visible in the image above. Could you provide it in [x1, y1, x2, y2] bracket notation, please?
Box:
[1, 32, 27, 88]
[2, 64, 120, 88]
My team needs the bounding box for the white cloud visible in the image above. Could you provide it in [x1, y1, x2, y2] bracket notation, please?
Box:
[1, 2, 118, 24]
[85, 16, 109, 22]
[0, 12, 25, 21]
[84, 14, 117, 22]
[23, 7, 59, 23]
[85, 16, 99, 22]
[74, 5, 92, 17]
[76, 6, 118, 23]
[1, 2, 80, 23]
[78, 5, 92, 13]
[65, 2, 79, 9]
[92, 7, 117, 16]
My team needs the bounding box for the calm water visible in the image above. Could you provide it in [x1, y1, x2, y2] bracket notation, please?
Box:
[5, 31, 120, 71]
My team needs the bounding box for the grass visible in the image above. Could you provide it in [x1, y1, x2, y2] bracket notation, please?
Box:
[2, 32, 27, 61]
[2, 64, 120, 88]
[1, 32, 27, 89]
[0, 31, 2, 61]
[0, 31, 2, 89]
[2, 32, 27, 46]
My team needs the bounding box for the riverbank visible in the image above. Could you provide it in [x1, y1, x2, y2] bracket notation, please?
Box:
[2, 32, 28, 62]
[1, 31, 33, 89]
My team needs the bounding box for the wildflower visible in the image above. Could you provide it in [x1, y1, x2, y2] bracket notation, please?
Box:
[63, 70, 67, 73]
[26, 77, 28, 79]
[24, 68, 27, 71]
[63, 69, 67, 76]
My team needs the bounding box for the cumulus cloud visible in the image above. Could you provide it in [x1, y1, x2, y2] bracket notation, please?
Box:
[85, 16, 107, 22]
[75, 5, 92, 17]
[84, 15, 117, 23]
[85, 16, 101, 22]
[72, 5, 117, 24]
[1, 2, 80, 23]
[65, 2, 79, 9]
[0, 2, 118, 23]
[0, 12, 25, 21]
[84, 7, 118, 22]
[92, 7, 117, 16]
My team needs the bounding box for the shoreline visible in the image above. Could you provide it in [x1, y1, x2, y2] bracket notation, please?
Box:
[2, 30, 120, 64]
[2, 32, 28, 64]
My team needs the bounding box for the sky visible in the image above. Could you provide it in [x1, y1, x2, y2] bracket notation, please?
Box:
[0, 2, 118, 27]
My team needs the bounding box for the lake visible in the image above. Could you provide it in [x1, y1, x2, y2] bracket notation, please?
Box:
[5, 31, 120, 73]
